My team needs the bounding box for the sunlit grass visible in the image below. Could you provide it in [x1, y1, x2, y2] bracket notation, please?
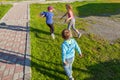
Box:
[0, 4, 12, 19]
[30, 1, 120, 80]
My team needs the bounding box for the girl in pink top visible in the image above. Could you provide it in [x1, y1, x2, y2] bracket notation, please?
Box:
[61, 4, 81, 38]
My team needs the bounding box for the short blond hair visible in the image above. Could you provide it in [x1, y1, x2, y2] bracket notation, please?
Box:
[62, 29, 71, 40]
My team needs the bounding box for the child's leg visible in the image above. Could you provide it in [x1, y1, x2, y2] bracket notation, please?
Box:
[72, 25, 80, 35]
[47, 24, 54, 34]
[71, 19, 80, 34]
[47, 24, 55, 39]
[69, 58, 74, 74]
[72, 27, 81, 38]
[64, 64, 72, 78]
[67, 21, 73, 37]
[68, 20, 72, 30]
[71, 20, 81, 38]
[63, 57, 74, 79]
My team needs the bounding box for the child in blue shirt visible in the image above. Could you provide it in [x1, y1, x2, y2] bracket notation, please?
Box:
[61, 29, 82, 80]
[40, 6, 55, 39]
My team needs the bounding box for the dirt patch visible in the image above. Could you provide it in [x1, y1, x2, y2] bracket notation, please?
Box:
[84, 15, 120, 42]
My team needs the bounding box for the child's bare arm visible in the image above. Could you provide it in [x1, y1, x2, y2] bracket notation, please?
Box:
[60, 12, 67, 19]
[65, 17, 72, 23]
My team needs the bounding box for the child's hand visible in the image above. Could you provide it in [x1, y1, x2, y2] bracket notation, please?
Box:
[79, 53, 82, 58]
[64, 19, 68, 23]
[40, 12, 45, 17]
[65, 18, 70, 23]
[65, 19, 67, 23]
[63, 61, 68, 65]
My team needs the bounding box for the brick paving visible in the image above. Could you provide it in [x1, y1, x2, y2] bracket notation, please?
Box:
[0, 1, 85, 80]
[0, 2, 31, 80]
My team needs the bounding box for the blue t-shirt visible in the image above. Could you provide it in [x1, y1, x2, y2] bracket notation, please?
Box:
[41, 12, 54, 24]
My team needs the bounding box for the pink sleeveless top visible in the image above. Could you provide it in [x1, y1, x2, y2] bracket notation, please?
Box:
[68, 10, 74, 19]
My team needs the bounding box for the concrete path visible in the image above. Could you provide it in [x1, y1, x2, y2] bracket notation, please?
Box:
[0, 0, 84, 5]
[0, 2, 31, 80]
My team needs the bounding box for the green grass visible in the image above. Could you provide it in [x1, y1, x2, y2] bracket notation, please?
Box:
[76, 3, 120, 17]
[0, 0, 23, 1]
[30, 1, 120, 80]
[0, 4, 12, 19]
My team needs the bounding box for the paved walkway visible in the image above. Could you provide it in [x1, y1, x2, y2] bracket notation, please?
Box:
[0, 2, 31, 80]
[0, 1, 85, 80]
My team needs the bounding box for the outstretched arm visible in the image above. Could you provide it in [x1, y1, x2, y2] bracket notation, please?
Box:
[60, 12, 67, 20]
[40, 12, 45, 17]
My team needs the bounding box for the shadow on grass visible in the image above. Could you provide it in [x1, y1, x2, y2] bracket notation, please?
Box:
[77, 3, 120, 17]
[30, 27, 59, 38]
[30, 27, 50, 36]
[31, 59, 65, 80]
[73, 59, 120, 80]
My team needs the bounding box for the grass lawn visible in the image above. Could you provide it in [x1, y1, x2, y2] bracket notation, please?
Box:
[30, 1, 120, 80]
[0, 0, 23, 1]
[0, 4, 12, 19]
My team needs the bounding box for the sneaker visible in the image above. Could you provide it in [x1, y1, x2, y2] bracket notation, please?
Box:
[78, 33, 81, 38]
[51, 33, 55, 39]
[69, 77, 74, 80]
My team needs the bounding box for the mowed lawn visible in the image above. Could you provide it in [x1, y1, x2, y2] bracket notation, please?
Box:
[30, 1, 120, 80]
[0, 4, 12, 19]
[0, 0, 23, 1]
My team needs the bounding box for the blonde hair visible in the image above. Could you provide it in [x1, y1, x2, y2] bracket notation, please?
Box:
[66, 4, 73, 11]
[62, 29, 71, 40]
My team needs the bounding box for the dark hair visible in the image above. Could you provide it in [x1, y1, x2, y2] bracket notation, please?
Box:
[62, 29, 71, 40]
